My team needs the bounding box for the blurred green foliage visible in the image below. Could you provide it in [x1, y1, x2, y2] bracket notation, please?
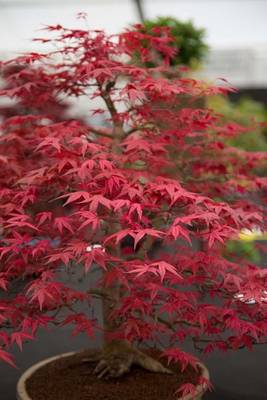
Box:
[225, 240, 261, 263]
[211, 95, 267, 263]
[208, 95, 267, 151]
[136, 17, 266, 263]
[138, 17, 208, 68]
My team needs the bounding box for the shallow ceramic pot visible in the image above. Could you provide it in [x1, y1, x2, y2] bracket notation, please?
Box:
[16, 351, 209, 400]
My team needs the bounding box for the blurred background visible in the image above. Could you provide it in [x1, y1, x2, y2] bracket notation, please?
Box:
[0, 0, 267, 99]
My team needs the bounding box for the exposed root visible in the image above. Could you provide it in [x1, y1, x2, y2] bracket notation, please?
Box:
[82, 340, 172, 379]
[134, 350, 172, 375]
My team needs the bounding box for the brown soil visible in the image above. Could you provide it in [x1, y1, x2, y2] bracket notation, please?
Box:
[26, 349, 202, 400]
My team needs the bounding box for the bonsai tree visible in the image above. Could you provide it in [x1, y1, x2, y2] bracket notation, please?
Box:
[0, 23, 267, 397]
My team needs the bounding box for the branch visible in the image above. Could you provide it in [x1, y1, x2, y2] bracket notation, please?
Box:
[157, 316, 175, 331]
[157, 316, 200, 330]
[184, 175, 230, 184]
[125, 123, 157, 136]
[193, 337, 267, 352]
[97, 80, 119, 124]
[87, 125, 112, 139]
[87, 288, 115, 301]
[96, 79, 124, 153]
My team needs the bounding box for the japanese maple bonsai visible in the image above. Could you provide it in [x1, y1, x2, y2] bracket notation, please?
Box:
[0, 21, 267, 399]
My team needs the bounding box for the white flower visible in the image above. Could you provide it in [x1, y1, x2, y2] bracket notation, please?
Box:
[234, 293, 244, 299]
[243, 299, 257, 305]
[86, 244, 105, 252]
[234, 290, 267, 304]
[238, 227, 264, 242]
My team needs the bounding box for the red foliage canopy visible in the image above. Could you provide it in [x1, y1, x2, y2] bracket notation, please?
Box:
[0, 23, 266, 393]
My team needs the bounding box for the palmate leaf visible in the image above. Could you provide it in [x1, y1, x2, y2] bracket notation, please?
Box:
[11, 332, 34, 351]
[162, 348, 198, 372]
[75, 211, 100, 231]
[82, 248, 107, 273]
[4, 213, 39, 231]
[105, 228, 163, 249]
[0, 349, 17, 368]
[128, 261, 181, 282]
[54, 217, 74, 234]
[35, 137, 62, 153]
[57, 191, 91, 206]
[36, 212, 53, 226]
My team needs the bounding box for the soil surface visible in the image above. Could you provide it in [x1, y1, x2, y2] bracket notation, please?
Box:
[26, 349, 202, 400]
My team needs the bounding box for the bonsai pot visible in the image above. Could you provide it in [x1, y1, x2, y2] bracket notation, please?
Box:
[16, 350, 209, 400]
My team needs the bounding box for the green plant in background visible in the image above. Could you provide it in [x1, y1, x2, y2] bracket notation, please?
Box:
[226, 240, 261, 263]
[136, 17, 208, 68]
[208, 95, 267, 151]
[208, 96, 267, 260]
[133, 17, 267, 262]
[225, 229, 267, 263]
[225, 240, 261, 263]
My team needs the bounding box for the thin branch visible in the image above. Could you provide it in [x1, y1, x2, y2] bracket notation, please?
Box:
[87, 125, 112, 139]
[97, 79, 119, 125]
[157, 316, 200, 330]
[87, 288, 115, 302]
[133, 0, 146, 23]
[157, 316, 175, 331]
[125, 123, 157, 135]
[193, 337, 267, 352]
[96, 79, 124, 153]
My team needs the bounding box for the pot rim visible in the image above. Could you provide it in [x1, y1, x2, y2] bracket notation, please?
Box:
[16, 350, 209, 400]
